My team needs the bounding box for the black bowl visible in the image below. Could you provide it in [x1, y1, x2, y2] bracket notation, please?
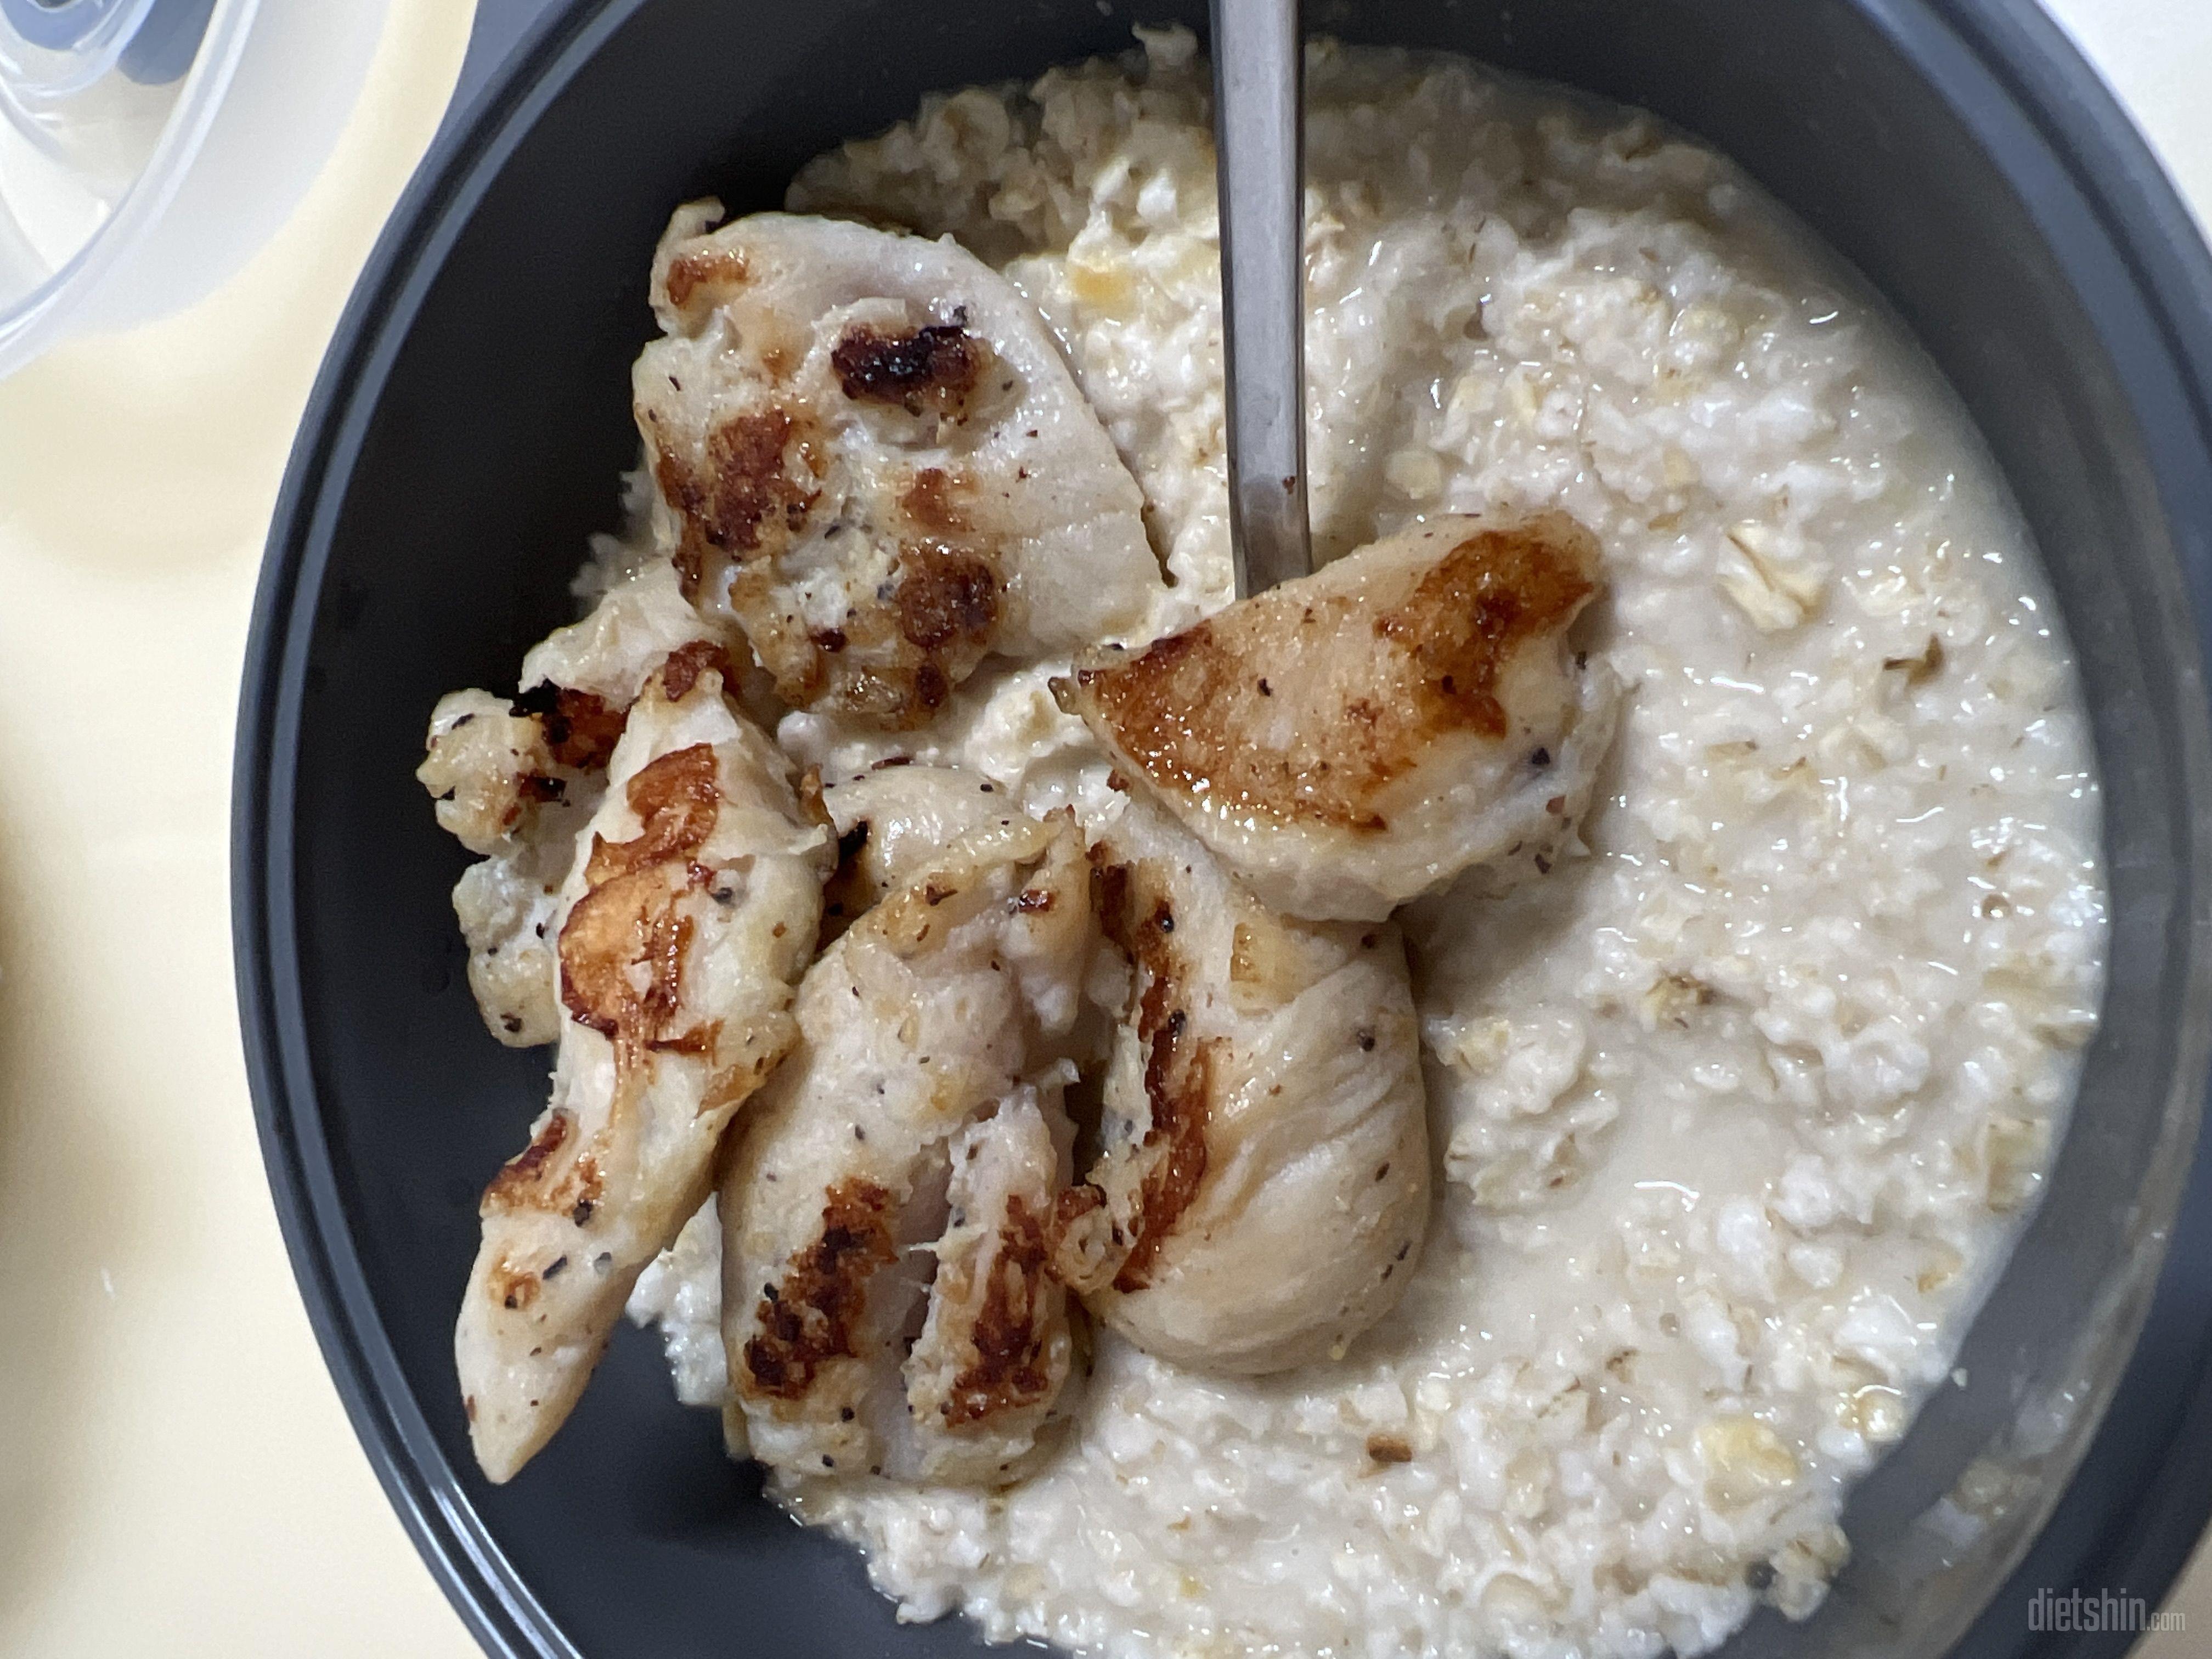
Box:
[234, 2, 2212, 1655]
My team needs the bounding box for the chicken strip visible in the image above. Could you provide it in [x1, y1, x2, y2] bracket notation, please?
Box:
[1060, 512, 1620, 922]
[634, 206, 1163, 727]
[721, 811, 1092, 1486]
[456, 652, 831, 1482]
[420, 555, 726, 1046]
[1051, 800, 1430, 1374]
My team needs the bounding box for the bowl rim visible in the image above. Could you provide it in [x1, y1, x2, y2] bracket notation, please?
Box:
[232, 2, 2212, 1655]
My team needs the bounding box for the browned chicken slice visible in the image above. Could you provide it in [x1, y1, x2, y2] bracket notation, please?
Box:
[721, 811, 1093, 1486]
[419, 562, 727, 1048]
[418, 685, 628, 1048]
[1060, 512, 1621, 921]
[633, 206, 1163, 729]
[455, 653, 832, 1482]
[1050, 801, 1431, 1374]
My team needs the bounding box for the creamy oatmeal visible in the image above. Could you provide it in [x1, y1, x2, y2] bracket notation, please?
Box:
[435, 24, 2107, 1659]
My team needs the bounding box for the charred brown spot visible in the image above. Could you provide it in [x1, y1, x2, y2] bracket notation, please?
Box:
[663, 245, 748, 312]
[912, 661, 949, 713]
[831, 323, 983, 417]
[584, 744, 721, 884]
[1376, 527, 1596, 741]
[669, 535, 703, 597]
[654, 408, 819, 597]
[900, 467, 970, 535]
[558, 746, 724, 1066]
[483, 1110, 571, 1211]
[895, 544, 1000, 654]
[559, 869, 695, 1060]
[1051, 1183, 1105, 1233]
[742, 1179, 897, 1399]
[481, 1112, 606, 1227]
[1014, 887, 1057, 913]
[941, 1197, 1057, 1427]
[1085, 857, 1215, 1294]
[657, 640, 738, 704]
[1115, 998, 1214, 1291]
[489, 1255, 542, 1312]
[512, 684, 629, 771]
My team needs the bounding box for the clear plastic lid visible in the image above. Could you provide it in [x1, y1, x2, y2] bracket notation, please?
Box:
[1, 0, 215, 359]
[0, 0, 389, 377]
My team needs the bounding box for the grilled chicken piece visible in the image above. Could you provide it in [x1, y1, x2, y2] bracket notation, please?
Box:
[421, 558, 727, 1048]
[721, 811, 1092, 1486]
[456, 654, 831, 1482]
[634, 205, 1163, 727]
[1060, 512, 1620, 922]
[1051, 800, 1430, 1374]
[420, 682, 626, 1048]
[816, 761, 1015, 938]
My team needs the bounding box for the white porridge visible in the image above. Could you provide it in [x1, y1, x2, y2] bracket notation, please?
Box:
[454, 24, 2107, 1659]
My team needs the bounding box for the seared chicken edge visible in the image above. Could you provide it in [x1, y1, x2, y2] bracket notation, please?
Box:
[455, 650, 830, 1482]
[1062, 511, 1621, 922]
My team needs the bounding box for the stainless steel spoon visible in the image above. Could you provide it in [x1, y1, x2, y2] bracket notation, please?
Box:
[1211, 0, 1312, 597]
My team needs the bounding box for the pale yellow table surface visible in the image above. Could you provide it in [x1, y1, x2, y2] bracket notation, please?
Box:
[0, 1, 2204, 1654]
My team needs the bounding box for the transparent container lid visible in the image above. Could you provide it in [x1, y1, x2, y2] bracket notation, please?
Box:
[0, 0, 388, 377]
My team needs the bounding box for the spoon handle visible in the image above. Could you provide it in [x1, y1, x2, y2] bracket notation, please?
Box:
[1211, 0, 1312, 596]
